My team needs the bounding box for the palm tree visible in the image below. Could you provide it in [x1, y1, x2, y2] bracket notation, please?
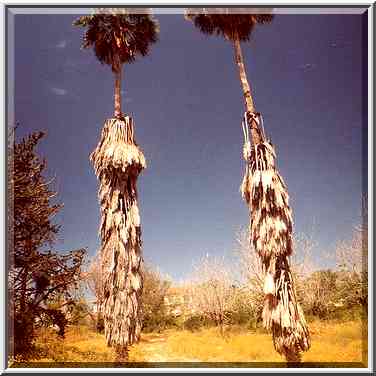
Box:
[74, 8, 158, 119]
[74, 8, 158, 359]
[185, 8, 271, 145]
[186, 9, 310, 363]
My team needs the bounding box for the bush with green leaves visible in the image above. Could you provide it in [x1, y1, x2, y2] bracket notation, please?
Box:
[140, 266, 176, 332]
[183, 314, 214, 332]
[8, 129, 86, 359]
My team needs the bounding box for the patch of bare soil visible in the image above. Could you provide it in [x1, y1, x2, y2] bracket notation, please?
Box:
[140, 334, 199, 363]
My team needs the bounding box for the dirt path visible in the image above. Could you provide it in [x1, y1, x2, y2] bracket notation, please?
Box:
[136, 333, 200, 363]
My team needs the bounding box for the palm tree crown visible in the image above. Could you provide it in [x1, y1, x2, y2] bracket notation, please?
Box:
[185, 9, 273, 41]
[74, 8, 159, 72]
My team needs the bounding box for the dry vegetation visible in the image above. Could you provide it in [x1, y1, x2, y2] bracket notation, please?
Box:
[11, 318, 367, 368]
[165, 320, 366, 365]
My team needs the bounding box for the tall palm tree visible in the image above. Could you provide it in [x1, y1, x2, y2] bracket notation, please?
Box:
[186, 8, 310, 363]
[186, 8, 271, 145]
[74, 8, 158, 359]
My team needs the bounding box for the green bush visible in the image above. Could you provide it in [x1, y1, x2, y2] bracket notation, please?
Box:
[183, 315, 214, 332]
[304, 304, 367, 323]
[142, 313, 179, 333]
[227, 307, 260, 329]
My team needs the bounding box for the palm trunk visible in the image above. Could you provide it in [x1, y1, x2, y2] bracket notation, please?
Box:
[114, 68, 122, 118]
[233, 36, 262, 145]
[91, 116, 145, 353]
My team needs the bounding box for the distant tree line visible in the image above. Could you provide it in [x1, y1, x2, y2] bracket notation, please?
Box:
[106, 221, 367, 335]
[186, 223, 368, 333]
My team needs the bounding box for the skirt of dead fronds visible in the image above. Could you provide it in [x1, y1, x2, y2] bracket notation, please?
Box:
[91, 116, 145, 349]
[241, 118, 310, 358]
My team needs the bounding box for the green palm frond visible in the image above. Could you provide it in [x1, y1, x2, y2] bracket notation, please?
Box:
[73, 8, 159, 71]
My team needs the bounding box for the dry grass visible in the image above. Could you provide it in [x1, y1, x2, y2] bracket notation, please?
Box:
[24, 326, 117, 364]
[11, 319, 367, 367]
[11, 325, 152, 367]
[165, 327, 285, 363]
[165, 320, 367, 366]
[301, 319, 367, 364]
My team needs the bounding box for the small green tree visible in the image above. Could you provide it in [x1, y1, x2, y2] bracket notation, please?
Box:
[140, 266, 172, 332]
[8, 129, 86, 359]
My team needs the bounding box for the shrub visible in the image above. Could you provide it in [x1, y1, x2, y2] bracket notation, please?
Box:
[142, 312, 179, 333]
[183, 314, 214, 332]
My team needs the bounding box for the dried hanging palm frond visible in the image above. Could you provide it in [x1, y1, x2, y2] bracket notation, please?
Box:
[241, 111, 310, 361]
[90, 116, 145, 351]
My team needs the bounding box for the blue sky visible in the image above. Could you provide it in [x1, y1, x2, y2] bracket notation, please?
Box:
[11, 10, 367, 282]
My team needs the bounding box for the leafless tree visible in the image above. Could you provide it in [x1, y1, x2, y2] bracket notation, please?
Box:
[234, 229, 264, 316]
[336, 199, 368, 307]
[188, 255, 236, 335]
[336, 223, 367, 278]
[235, 227, 316, 318]
[84, 253, 103, 312]
[81, 253, 105, 331]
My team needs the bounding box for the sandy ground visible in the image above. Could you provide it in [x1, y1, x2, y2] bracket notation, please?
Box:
[137, 333, 200, 363]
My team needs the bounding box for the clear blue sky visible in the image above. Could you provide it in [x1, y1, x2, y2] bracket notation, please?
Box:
[11, 10, 367, 282]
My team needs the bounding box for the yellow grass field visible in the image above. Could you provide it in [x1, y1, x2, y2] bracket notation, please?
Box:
[162, 319, 367, 365]
[12, 319, 367, 368]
